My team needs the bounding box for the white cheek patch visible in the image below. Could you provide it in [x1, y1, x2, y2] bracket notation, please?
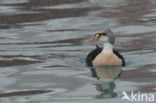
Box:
[104, 36, 109, 42]
[99, 36, 109, 42]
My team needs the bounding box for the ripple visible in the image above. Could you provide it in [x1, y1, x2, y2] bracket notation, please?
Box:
[0, 90, 51, 98]
[0, 59, 42, 67]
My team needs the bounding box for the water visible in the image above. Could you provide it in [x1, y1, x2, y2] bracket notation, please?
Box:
[0, 0, 156, 103]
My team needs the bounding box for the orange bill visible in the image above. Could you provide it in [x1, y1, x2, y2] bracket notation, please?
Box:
[91, 34, 100, 42]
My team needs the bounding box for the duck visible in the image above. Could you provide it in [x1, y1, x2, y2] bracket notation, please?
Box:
[86, 29, 125, 67]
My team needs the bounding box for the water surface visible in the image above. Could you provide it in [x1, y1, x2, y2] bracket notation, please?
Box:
[0, 0, 156, 103]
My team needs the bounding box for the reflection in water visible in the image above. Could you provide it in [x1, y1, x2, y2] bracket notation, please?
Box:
[95, 82, 116, 99]
[89, 66, 122, 99]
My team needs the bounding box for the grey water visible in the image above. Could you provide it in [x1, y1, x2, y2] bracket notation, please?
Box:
[0, 0, 156, 103]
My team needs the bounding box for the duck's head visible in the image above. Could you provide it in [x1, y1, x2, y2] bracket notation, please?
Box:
[91, 29, 115, 45]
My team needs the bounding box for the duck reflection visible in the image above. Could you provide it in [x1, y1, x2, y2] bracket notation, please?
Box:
[89, 66, 122, 99]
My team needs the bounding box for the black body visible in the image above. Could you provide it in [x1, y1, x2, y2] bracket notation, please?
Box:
[86, 45, 125, 66]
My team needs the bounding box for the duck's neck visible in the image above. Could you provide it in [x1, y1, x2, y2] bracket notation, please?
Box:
[102, 42, 113, 53]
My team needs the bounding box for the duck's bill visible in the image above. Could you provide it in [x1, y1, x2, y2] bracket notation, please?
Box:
[91, 37, 98, 42]
[91, 34, 99, 42]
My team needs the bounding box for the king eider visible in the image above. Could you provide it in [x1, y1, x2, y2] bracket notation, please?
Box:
[86, 29, 125, 67]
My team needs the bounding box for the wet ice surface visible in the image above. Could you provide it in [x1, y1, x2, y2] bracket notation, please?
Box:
[0, 0, 156, 103]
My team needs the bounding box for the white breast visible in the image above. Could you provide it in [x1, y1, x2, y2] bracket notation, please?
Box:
[93, 52, 122, 66]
